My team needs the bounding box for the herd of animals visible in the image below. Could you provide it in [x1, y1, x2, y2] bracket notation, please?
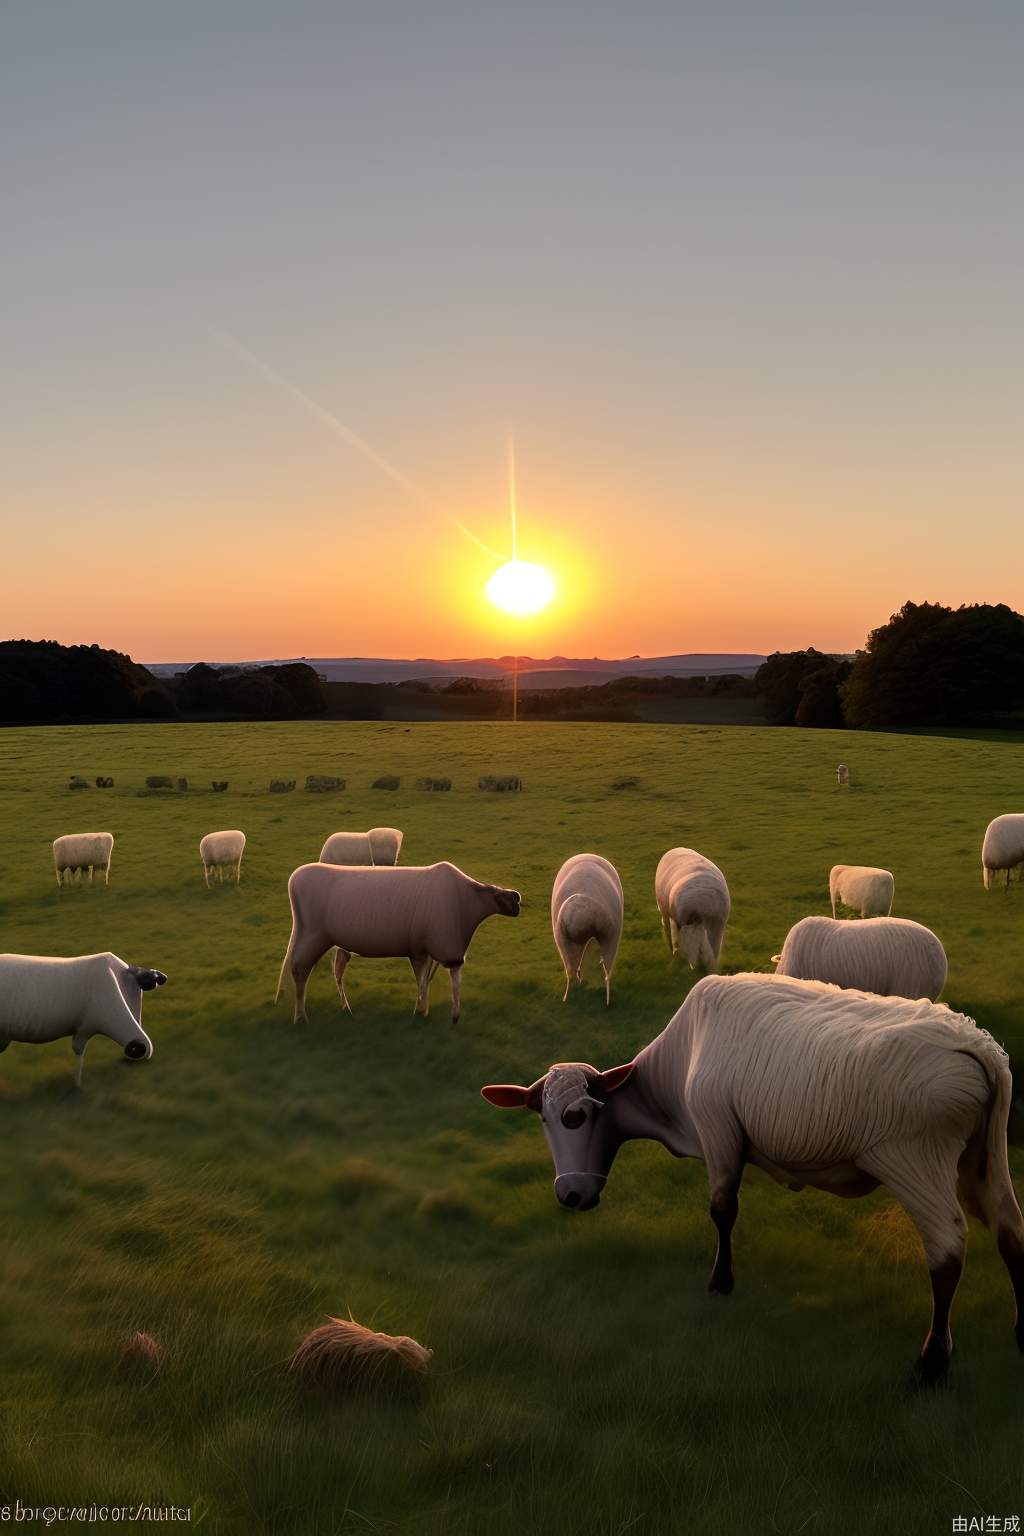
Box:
[5, 800, 1024, 1384]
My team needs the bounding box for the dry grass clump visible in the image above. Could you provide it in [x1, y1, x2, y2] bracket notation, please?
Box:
[857, 1203, 922, 1269]
[372, 775, 401, 790]
[305, 774, 345, 793]
[118, 1330, 163, 1380]
[288, 1317, 431, 1398]
[479, 774, 522, 792]
[610, 775, 641, 791]
[417, 776, 452, 792]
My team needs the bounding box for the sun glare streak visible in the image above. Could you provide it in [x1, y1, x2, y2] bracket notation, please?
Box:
[215, 328, 501, 559]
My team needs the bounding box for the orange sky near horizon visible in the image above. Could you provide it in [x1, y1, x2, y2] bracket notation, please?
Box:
[4, 6, 1023, 664]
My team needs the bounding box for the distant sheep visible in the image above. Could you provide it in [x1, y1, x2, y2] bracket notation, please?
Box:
[417, 777, 452, 792]
[836, 763, 849, 786]
[830, 864, 894, 918]
[270, 779, 296, 794]
[69, 776, 89, 791]
[319, 828, 404, 867]
[212, 781, 229, 793]
[146, 776, 173, 790]
[95, 777, 114, 789]
[479, 775, 521, 792]
[372, 775, 400, 791]
[774, 916, 947, 1001]
[199, 829, 246, 886]
[982, 814, 1024, 890]
[275, 861, 520, 1023]
[655, 848, 730, 970]
[551, 853, 624, 1005]
[53, 832, 114, 887]
[0, 951, 165, 1088]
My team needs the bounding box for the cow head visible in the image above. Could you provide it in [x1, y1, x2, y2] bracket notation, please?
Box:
[127, 966, 167, 991]
[481, 1060, 635, 1210]
[491, 886, 522, 917]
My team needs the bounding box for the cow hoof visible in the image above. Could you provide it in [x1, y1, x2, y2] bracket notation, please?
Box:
[912, 1348, 952, 1390]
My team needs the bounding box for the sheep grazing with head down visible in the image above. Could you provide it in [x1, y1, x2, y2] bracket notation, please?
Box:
[319, 827, 404, 867]
[0, 951, 166, 1088]
[774, 915, 947, 1001]
[551, 853, 623, 1005]
[836, 763, 849, 786]
[53, 832, 114, 888]
[275, 861, 520, 1023]
[982, 814, 1024, 890]
[199, 829, 245, 886]
[481, 971, 1024, 1382]
[655, 848, 730, 970]
[829, 863, 894, 918]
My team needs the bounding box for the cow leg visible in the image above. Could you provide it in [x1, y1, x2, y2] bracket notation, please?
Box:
[333, 948, 353, 1013]
[702, 1122, 746, 1295]
[204, 864, 211, 888]
[290, 934, 330, 1025]
[997, 1219, 1024, 1353]
[72, 1034, 88, 1089]
[600, 960, 611, 1006]
[449, 963, 463, 1023]
[235, 860, 242, 884]
[410, 955, 433, 1015]
[88, 865, 94, 885]
[862, 1146, 966, 1383]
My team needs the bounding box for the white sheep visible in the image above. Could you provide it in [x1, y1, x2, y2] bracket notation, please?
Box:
[481, 972, 1024, 1381]
[199, 829, 246, 886]
[836, 763, 849, 786]
[829, 863, 894, 918]
[0, 952, 166, 1088]
[318, 827, 404, 866]
[551, 853, 624, 1005]
[982, 814, 1024, 890]
[53, 832, 114, 887]
[774, 915, 947, 1001]
[655, 848, 730, 970]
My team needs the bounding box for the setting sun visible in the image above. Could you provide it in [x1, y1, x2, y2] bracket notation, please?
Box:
[484, 559, 556, 618]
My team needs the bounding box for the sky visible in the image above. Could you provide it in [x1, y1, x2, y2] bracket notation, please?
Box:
[2, 1, 1022, 661]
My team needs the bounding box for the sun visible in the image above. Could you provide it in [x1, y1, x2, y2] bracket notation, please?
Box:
[485, 559, 556, 618]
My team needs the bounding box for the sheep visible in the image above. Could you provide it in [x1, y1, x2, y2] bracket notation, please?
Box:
[551, 853, 623, 1005]
[829, 864, 894, 918]
[319, 828, 404, 867]
[53, 832, 114, 887]
[199, 829, 246, 886]
[982, 813, 1024, 890]
[481, 971, 1024, 1381]
[836, 763, 849, 786]
[655, 848, 730, 970]
[0, 951, 166, 1088]
[274, 861, 520, 1024]
[773, 915, 947, 1001]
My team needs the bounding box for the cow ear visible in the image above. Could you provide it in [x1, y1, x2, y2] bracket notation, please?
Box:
[592, 1062, 636, 1095]
[481, 1080, 544, 1111]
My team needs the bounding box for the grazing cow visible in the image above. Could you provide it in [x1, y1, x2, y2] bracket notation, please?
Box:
[481, 972, 1024, 1382]
[275, 861, 520, 1023]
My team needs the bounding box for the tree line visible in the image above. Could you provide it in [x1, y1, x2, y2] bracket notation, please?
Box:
[756, 601, 1024, 729]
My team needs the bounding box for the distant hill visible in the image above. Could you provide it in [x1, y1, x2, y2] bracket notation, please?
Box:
[145, 652, 767, 689]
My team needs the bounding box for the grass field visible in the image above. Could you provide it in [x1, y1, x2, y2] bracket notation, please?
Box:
[1, 720, 1023, 1536]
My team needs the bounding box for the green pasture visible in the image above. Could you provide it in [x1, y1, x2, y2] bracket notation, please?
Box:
[1, 720, 1022, 1535]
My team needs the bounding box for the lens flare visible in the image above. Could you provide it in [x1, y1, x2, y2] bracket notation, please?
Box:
[485, 559, 556, 618]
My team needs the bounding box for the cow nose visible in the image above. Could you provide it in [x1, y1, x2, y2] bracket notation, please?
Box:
[124, 1040, 149, 1062]
[555, 1172, 606, 1211]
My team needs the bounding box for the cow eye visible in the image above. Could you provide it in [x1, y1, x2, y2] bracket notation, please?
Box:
[561, 1107, 587, 1130]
